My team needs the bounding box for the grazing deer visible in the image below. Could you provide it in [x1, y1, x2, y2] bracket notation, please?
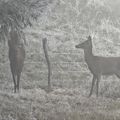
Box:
[75, 35, 120, 97]
[8, 30, 25, 93]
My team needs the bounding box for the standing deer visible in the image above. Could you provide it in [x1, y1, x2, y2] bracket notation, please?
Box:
[75, 35, 120, 97]
[8, 30, 25, 93]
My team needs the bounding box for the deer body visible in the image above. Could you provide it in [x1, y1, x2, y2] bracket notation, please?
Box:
[85, 52, 120, 75]
[8, 30, 25, 93]
[75, 36, 120, 97]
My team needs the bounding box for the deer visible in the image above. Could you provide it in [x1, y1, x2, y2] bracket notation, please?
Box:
[8, 30, 25, 93]
[75, 35, 120, 97]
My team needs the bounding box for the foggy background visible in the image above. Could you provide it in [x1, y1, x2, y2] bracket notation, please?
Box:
[0, 0, 120, 120]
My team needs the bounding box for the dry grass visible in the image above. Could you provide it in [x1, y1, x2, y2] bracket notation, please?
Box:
[0, 87, 120, 120]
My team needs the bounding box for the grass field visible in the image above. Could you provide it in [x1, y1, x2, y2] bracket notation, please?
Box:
[0, 34, 120, 120]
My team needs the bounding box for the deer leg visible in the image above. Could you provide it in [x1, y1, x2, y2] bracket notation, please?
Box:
[10, 64, 17, 93]
[89, 76, 96, 97]
[96, 75, 101, 97]
[17, 73, 21, 92]
[11, 72, 16, 93]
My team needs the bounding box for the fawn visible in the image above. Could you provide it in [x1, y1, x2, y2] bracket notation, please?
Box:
[8, 30, 25, 93]
[75, 35, 120, 97]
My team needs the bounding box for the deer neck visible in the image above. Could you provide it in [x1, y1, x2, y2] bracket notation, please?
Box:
[84, 47, 94, 62]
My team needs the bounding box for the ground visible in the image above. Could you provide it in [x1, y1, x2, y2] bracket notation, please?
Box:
[1, 86, 120, 120]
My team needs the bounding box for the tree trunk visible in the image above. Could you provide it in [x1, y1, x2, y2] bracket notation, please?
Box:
[42, 38, 51, 89]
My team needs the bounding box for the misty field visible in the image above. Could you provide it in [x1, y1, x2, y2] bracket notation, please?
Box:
[0, 33, 120, 120]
